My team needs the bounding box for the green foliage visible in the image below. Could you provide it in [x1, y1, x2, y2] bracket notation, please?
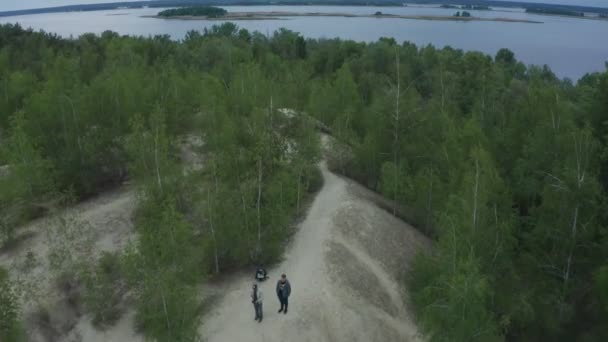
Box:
[46, 209, 95, 276]
[0, 111, 54, 244]
[409, 145, 512, 341]
[0, 22, 607, 341]
[412, 254, 501, 342]
[80, 252, 125, 327]
[201, 99, 321, 269]
[158, 6, 227, 18]
[596, 266, 608, 313]
[122, 101, 205, 339]
[300, 24, 608, 342]
[0, 267, 24, 342]
[124, 201, 202, 342]
[495, 48, 515, 64]
[125, 107, 173, 201]
[270, 29, 308, 60]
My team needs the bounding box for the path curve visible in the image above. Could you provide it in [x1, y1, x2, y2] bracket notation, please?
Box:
[200, 156, 430, 342]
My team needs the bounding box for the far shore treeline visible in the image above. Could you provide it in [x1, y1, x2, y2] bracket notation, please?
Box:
[0, 21, 607, 342]
[1, 0, 608, 17]
[525, 7, 585, 17]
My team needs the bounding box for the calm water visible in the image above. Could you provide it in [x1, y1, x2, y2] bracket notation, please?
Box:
[1, 5, 607, 79]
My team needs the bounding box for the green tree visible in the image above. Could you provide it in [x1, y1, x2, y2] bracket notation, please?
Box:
[125, 200, 201, 342]
[0, 111, 54, 243]
[523, 127, 601, 337]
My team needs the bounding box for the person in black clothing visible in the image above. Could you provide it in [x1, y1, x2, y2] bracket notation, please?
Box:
[276, 273, 291, 314]
[255, 267, 268, 281]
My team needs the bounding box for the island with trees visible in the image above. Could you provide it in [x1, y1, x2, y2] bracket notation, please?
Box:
[454, 11, 472, 17]
[157, 6, 227, 18]
[147, 8, 541, 23]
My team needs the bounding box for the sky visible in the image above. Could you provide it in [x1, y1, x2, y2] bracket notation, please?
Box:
[0, 0, 606, 11]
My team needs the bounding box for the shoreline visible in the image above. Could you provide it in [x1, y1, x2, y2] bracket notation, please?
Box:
[145, 11, 544, 24]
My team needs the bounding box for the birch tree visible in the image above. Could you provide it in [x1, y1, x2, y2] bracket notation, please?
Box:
[527, 127, 601, 330]
[0, 111, 54, 244]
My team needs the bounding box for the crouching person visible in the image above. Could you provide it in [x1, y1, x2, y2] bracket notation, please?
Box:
[252, 283, 263, 322]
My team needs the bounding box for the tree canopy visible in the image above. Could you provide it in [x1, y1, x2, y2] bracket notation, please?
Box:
[0, 22, 606, 341]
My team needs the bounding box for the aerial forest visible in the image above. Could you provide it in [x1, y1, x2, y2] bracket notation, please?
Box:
[0, 22, 606, 341]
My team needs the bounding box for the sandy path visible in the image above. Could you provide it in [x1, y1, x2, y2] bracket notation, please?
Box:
[200, 154, 429, 341]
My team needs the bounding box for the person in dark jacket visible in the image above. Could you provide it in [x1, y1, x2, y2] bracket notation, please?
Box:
[251, 283, 263, 322]
[276, 274, 291, 314]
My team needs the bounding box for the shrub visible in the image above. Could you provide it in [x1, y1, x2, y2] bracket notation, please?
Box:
[0, 266, 24, 342]
[81, 252, 125, 327]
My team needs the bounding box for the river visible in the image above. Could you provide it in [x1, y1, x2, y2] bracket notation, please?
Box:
[1, 5, 607, 79]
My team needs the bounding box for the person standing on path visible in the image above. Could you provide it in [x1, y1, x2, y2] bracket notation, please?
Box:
[276, 274, 291, 314]
[251, 283, 263, 322]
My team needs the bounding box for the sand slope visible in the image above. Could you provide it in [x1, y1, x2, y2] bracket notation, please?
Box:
[0, 187, 136, 342]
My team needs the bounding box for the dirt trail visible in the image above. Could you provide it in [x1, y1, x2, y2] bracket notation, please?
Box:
[200, 142, 430, 341]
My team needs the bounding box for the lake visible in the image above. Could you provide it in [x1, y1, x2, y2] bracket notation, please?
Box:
[1, 4, 607, 80]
